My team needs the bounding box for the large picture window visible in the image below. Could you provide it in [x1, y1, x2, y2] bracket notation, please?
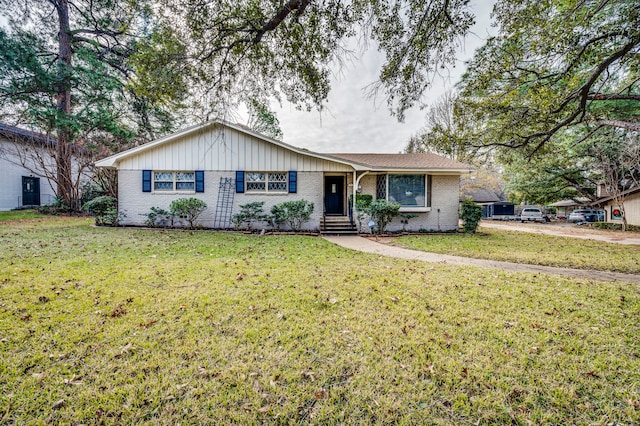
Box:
[246, 172, 288, 193]
[154, 171, 195, 192]
[388, 175, 426, 207]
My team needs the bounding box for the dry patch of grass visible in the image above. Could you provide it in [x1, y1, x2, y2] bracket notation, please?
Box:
[395, 226, 640, 273]
[1, 217, 639, 424]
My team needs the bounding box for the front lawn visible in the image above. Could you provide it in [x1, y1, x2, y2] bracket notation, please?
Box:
[1, 217, 639, 424]
[0, 209, 45, 221]
[395, 226, 640, 273]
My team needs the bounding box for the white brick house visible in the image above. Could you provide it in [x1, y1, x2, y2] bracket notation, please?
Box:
[95, 120, 471, 232]
[0, 124, 58, 210]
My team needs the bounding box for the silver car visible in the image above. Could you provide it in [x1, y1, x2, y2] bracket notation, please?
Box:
[568, 209, 599, 222]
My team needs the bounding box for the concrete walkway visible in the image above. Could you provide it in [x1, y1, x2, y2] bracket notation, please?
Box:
[322, 235, 640, 284]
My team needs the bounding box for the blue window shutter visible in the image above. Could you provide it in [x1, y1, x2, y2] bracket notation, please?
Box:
[195, 170, 204, 193]
[236, 171, 245, 193]
[288, 171, 297, 193]
[142, 170, 152, 192]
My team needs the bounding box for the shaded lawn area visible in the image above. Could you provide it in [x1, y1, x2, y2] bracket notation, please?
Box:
[0, 209, 45, 221]
[395, 226, 640, 274]
[1, 217, 639, 424]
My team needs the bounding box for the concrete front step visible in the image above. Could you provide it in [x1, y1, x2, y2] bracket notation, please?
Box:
[320, 216, 357, 234]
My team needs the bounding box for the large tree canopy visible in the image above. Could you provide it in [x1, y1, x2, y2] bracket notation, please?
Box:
[458, 0, 640, 154]
[159, 0, 475, 120]
[0, 0, 186, 209]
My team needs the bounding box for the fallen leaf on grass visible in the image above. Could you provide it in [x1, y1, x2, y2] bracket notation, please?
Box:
[139, 320, 158, 328]
[314, 389, 328, 399]
[584, 370, 600, 378]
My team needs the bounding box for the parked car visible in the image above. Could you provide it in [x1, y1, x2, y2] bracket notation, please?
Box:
[568, 209, 600, 222]
[520, 207, 547, 222]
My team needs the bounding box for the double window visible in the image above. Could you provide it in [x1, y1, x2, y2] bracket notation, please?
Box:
[153, 171, 195, 192]
[246, 172, 288, 193]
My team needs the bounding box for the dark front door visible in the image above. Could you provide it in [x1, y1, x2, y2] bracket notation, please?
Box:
[324, 176, 344, 215]
[22, 176, 40, 206]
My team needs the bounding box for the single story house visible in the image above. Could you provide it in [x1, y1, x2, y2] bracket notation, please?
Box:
[95, 120, 472, 232]
[595, 186, 640, 227]
[460, 188, 515, 219]
[0, 124, 58, 210]
[547, 198, 591, 219]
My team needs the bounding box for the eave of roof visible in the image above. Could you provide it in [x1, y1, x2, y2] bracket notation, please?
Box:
[0, 123, 56, 145]
[328, 153, 473, 173]
[595, 186, 640, 204]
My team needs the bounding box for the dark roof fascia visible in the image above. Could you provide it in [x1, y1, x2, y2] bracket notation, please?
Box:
[0, 123, 57, 146]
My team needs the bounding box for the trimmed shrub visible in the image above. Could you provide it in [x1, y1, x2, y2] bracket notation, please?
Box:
[366, 199, 400, 234]
[272, 200, 314, 231]
[169, 198, 207, 228]
[232, 202, 267, 230]
[350, 194, 373, 232]
[594, 222, 640, 232]
[269, 203, 287, 231]
[82, 196, 123, 226]
[460, 198, 482, 233]
[142, 207, 172, 227]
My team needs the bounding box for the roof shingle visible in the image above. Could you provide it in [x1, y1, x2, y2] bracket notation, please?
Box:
[327, 153, 471, 171]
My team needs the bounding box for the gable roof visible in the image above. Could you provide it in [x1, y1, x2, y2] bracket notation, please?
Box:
[95, 120, 366, 170]
[95, 119, 472, 173]
[461, 187, 502, 203]
[328, 153, 471, 172]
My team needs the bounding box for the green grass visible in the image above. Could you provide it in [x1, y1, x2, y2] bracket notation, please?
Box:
[0, 209, 46, 221]
[1, 217, 639, 424]
[395, 226, 640, 273]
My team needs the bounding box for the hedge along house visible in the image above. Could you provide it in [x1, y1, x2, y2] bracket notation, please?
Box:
[95, 120, 472, 232]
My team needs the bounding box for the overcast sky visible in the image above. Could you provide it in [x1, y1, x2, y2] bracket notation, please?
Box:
[265, 1, 497, 154]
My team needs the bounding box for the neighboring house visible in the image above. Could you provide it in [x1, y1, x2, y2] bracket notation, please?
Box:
[95, 120, 472, 232]
[547, 198, 591, 219]
[0, 124, 58, 210]
[595, 186, 640, 226]
[461, 187, 515, 219]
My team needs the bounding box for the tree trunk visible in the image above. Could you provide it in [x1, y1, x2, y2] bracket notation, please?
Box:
[55, 0, 77, 210]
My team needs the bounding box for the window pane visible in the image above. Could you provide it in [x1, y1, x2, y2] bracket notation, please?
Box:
[176, 172, 194, 181]
[246, 173, 265, 182]
[269, 172, 287, 182]
[154, 172, 173, 181]
[268, 182, 287, 191]
[388, 175, 425, 207]
[154, 181, 174, 191]
[246, 182, 266, 191]
[176, 182, 195, 191]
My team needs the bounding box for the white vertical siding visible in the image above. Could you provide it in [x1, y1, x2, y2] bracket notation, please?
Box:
[117, 126, 353, 173]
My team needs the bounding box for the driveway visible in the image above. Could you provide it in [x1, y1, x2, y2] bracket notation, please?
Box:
[322, 235, 640, 284]
[480, 220, 640, 245]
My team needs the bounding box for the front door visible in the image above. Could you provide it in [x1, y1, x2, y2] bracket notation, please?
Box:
[22, 176, 40, 206]
[324, 176, 344, 215]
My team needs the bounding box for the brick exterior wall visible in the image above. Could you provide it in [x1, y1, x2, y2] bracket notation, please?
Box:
[118, 170, 325, 230]
[356, 174, 460, 232]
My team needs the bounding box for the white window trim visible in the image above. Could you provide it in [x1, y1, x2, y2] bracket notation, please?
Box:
[386, 173, 428, 208]
[245, 171, 288, 194]
[153, 171, 196, 193]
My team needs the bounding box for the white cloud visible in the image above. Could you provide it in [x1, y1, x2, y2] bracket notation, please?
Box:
[274, 1, 496, 153]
